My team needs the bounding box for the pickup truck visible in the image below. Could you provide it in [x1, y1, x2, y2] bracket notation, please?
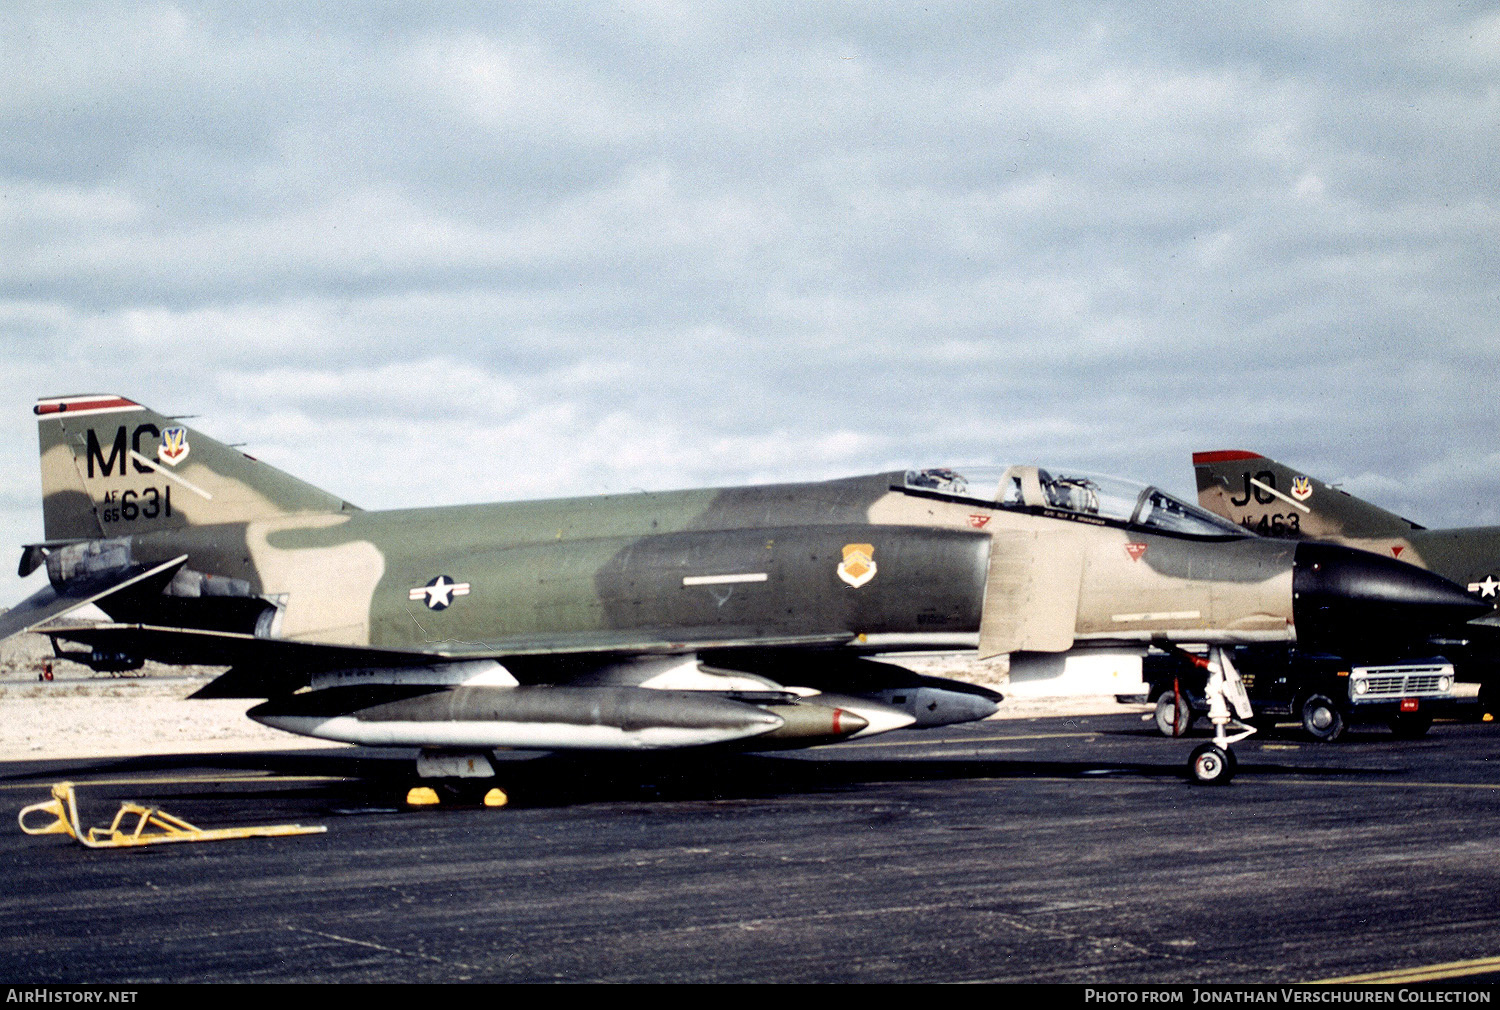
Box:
[1142, 646, 1457, 742]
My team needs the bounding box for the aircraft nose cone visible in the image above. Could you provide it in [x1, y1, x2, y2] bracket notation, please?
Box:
[1293, 541, 1491, 651]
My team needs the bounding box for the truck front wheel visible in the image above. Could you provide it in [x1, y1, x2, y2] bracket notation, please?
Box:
[1301, 694, 1346, 742]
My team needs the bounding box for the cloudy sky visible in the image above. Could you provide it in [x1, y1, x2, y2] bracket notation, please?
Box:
[2, 3, 1497, 601]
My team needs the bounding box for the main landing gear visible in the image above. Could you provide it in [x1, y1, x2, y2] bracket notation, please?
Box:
[405, 750, 509, 808]
[1180, 646, 1256, 785]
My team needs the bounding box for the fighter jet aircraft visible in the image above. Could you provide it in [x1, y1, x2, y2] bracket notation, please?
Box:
[0, 396, 1484, 789]
[1192, 449, 1500, 708]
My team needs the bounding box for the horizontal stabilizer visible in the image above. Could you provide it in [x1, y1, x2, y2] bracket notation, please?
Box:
[43, 622, 443, 694]
[0, 555, 187, 642]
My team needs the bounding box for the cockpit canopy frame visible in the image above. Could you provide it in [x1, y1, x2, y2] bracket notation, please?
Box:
[900, 465, 1246, 540]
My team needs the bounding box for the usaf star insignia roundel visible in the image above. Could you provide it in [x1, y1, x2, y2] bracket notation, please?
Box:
[837, 543, 877, 588]
[409, 575, 471, 610]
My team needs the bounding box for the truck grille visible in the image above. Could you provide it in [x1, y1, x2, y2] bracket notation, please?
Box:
[1349, 664, 1452, 702]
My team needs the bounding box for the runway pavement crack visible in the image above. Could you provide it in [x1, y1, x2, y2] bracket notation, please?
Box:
[285, 925, 483, 973]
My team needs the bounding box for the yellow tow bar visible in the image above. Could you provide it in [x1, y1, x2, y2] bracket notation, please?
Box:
[18, 781, 326, 848]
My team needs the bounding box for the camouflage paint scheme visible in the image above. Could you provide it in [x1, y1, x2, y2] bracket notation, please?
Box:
[26, 398, 1299, 662]
[0, 397, 1483, 757]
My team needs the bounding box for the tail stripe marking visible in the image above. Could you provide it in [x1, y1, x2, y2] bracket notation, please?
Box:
[35, 397, 143, 417]
[1191, 450, 1264, 464]
[126, 450, 214, 500]
[1249, 476, 1310, 514]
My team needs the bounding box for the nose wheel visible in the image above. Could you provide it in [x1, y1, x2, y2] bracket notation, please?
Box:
[1178, 646, 1256, 785]
[1188, 742, 1237, 784]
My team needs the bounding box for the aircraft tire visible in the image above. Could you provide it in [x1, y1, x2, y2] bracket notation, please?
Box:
[1301, 694, 1345, 742]
[1154, 691, 1196, 738]
[1187, 743, 1235, 785]
[1388, 713, 1433, 740]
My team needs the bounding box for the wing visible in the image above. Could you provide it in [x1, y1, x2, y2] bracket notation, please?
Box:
[38, 619, 859, 697]
[35, 616, 1006, 747]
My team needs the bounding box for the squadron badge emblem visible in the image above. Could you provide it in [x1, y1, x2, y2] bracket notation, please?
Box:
[1290, 476, 1312, 501]
[157, 427, 190, 466]
[837, 543, 877, 588]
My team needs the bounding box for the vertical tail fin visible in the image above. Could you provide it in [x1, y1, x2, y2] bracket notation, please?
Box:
[1192, 450, 1420, 540]
[36, 394, 357, 540]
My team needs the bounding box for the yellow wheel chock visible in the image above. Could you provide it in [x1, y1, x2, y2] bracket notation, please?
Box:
[403, 786, 509, 807]
[405, 787, 441, 806]
[18, 782, 326, 848]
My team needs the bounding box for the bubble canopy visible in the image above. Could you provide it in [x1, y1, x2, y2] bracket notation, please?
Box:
[901, 465, 1246, 539]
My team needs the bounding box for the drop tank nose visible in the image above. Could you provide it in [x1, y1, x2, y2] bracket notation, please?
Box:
[1292, 541, 1490, 651]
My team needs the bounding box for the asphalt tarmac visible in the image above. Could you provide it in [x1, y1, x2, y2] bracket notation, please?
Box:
[4, 712, 1500, 984]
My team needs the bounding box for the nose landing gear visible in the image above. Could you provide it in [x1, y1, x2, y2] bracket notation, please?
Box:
[1181, 646, 1256, 785]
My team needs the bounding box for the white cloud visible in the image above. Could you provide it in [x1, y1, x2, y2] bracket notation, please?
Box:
[0, 2, 1496, 607]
